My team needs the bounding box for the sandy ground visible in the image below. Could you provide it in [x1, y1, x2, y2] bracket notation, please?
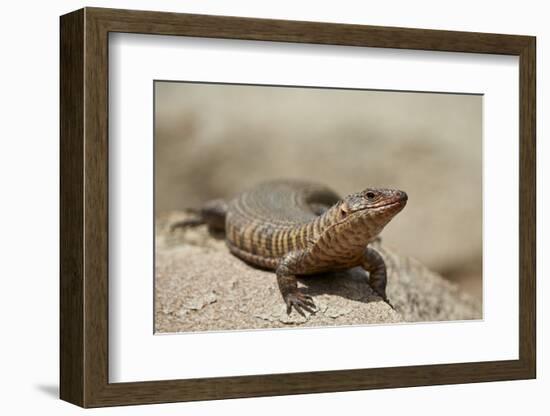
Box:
[155, 212, 481, 333]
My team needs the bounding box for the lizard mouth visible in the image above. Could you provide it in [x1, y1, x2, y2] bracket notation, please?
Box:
[379, 191, 407, 208]
[373, 199, 406, 211]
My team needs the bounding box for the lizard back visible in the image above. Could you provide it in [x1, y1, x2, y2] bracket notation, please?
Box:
[225, 180, 341, 266]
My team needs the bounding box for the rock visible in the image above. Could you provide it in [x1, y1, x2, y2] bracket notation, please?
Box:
[155, 211, 481, 333]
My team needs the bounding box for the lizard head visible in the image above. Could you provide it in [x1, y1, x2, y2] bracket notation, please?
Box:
[322, 188, 408, 244]
[340, 188, 407, 219]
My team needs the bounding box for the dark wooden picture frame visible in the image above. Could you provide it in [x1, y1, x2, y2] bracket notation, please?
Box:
[60, 7, 536, 408]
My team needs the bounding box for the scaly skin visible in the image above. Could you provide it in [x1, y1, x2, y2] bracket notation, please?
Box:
[176, 180, 408, 316]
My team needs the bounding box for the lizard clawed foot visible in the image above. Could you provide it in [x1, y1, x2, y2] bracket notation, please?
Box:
[374, 290, 394, 310]
[370, 287, 394, 310]
[383, 297, 395, 310]
[285, 292, 316, 317]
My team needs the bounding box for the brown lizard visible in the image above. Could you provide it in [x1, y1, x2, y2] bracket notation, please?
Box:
[175, 180, 407, 316]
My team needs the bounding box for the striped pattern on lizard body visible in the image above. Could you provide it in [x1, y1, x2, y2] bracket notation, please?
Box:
[177, 179, 408, 316]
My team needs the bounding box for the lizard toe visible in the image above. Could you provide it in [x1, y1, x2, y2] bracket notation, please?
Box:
[285, 292, 317, 316]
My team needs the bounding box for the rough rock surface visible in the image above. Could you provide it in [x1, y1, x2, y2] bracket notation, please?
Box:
[155, 211, 482, 333]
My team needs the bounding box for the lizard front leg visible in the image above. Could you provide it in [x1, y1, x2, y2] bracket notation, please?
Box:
[362, 246, 392, 307]
[276, 251, 316, 316]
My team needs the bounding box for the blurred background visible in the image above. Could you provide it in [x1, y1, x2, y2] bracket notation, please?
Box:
[155, 82, 482, 300]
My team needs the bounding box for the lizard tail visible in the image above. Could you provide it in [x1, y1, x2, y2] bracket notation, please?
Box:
[170, 200, 228, 233]
[170, 210, 205, 232]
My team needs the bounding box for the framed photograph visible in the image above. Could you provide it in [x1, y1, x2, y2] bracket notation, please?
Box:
[60, 7, 536, 407]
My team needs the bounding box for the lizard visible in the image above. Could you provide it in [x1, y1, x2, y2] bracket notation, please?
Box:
[174, 179, 408, 316]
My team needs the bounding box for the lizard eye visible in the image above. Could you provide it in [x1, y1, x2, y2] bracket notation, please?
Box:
[366, 191, 376, 199]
